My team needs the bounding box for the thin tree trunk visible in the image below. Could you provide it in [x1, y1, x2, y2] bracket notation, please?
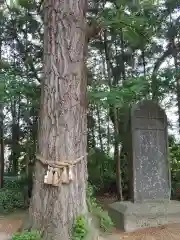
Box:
[172, 43, 180, 132]
[11, 114, 20, 174]
[28, 1, 88, 239]
[90, 122, 96, 149]
[142, 49, 146, 77]
[151, 74, 159, 102]
[100, 49, 110, 153]
[120, 29, 126, 81]
[104, 30, 123, 201]
[96, 105, 103, 152]
[0, 27, 4, 187]
[107, 116, 110, 154]
[0, 103, 4, 188]
[88, 107, 96, 149]
[114, 108, 123, 201]
[168, 11, 180, 132]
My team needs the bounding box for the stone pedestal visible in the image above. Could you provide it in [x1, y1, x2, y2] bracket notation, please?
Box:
[108, 200, 180, 232]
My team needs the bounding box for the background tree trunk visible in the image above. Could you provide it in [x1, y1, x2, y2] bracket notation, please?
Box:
[0, 103, 4, 188]
[0, 27, 4, 187]
[28, 1, 88, 239]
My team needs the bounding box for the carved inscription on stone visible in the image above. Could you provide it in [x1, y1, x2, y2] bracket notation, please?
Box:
[134, 130, 169, 201]
[129, 100, 170, 202]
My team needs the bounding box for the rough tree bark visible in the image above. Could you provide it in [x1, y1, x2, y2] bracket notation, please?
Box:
[28, 1, 88, 239]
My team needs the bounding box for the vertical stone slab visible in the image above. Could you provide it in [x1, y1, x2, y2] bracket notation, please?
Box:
[130, 100, 171, 202]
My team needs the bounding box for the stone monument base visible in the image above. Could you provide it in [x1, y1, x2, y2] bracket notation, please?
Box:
[108, 200, 180, 232]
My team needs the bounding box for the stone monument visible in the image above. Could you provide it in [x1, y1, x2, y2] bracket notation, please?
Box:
[108, 100, 180, 232]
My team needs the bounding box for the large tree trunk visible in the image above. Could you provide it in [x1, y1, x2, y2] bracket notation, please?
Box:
[28, 1, 88, 239]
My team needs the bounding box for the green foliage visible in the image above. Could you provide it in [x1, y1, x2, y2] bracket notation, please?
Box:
[3, 0, 180, 238]
[72, 215, 89, 240]
[169, 135, 180, 197]
[0, 176, 30, 213]
[88, 149, 128, 195]
[93, 207, 114, 232]
[86, 184, 97, 212]
[12, 231, 41, 240]
[86, 184, 114, 232]
[8, 0, 34, 9]
[72, 184, 114, 239]
[89, 76, 148, 107]
[4, 175, 31, 194]
[4, 176, 22, 189]
[0, 72, 9, 103]
[88, 150, 115, 192]
[0, 188, 25, 213]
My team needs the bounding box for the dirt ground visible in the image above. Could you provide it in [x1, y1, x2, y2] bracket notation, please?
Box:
[0, 211, 26, 239]
[0, 201, 180, 240]
[116, 223, 180, 239]
[97, 195, 180, 240]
